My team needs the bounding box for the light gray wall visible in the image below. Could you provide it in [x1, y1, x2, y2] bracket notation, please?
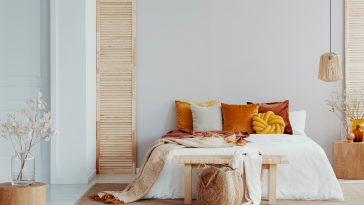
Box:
[0, 0, 50, 182]
[136, 0, 344, 166]
[0, 0, 344, 177]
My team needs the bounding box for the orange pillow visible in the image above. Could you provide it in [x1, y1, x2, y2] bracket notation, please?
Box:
[221, 103, 259, 133]
[175, 100, 218, 130]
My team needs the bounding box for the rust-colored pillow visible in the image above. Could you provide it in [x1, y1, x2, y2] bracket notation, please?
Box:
[221, 103, 259, 133]
[175, 100, 218, 130]
[247, 100, 292, 134]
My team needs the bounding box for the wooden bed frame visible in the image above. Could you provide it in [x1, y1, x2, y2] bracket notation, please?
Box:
[173, 155, 288, 205]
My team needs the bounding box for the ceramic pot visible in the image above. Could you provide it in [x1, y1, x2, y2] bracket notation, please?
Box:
[347, 133, 355, 143]
[353, 125, 364, 142]
[351, 119, 364, 132]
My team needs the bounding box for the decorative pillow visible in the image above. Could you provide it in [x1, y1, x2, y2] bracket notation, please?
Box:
[175, 100, 218, 130]
[289, 110, 306, 135]
[247, 100, 292, 134]
[252, 111, 285, 134]
[191, 105, 222, 132]
[221, 103, 259, 133]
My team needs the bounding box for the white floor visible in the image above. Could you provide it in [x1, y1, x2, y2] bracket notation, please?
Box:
[47, 174, 135, 205]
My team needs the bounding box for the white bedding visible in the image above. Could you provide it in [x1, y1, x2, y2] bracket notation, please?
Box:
[145, 134, 344, 201]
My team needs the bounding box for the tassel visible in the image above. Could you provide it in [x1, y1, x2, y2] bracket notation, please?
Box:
[90, 193, 123, 204]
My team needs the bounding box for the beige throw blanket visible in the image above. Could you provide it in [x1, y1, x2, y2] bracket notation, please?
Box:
[230, 148, 262, 205]
[94, 135, 246, 204]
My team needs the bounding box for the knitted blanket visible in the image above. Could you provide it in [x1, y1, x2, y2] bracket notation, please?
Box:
[93, 133, 247, 204]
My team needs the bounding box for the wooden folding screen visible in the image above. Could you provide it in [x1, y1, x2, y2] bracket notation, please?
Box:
[345, 0, 364, 93]
[96, 0, 136, 173]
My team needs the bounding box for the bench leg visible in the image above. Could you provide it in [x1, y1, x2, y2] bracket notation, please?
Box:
[184, 164, 192, 205]
[268, 164, 277, 205]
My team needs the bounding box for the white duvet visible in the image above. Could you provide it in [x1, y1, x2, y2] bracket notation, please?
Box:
[145, 134, 344, 201]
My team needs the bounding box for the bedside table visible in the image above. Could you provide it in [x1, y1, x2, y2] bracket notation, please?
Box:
[333, 141, 364, 179]
[0, 182, 46, 205]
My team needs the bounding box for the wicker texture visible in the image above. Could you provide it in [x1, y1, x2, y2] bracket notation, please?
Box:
[197, 166, 243, 205]
[318, 52, 343, 82]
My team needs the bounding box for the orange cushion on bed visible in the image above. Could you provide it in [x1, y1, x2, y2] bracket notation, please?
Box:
[247, 100, 292, 134]
[175, 100, 218, 130]
[221, 103, 259, 133]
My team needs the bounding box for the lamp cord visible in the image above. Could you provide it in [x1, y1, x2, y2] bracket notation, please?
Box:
[330, 0, 332, 53]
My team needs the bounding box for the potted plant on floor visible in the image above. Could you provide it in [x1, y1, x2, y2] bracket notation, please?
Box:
[0, 92, 56, 186]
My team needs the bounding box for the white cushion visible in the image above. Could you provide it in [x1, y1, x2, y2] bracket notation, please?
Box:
[191, 104, 222, 131]
[289, 110, 306, 135]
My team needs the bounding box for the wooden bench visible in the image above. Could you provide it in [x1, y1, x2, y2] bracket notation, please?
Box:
[173, 155, 288, 205]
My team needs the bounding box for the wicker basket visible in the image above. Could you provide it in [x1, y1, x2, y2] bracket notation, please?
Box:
[197, 166, 243, 205]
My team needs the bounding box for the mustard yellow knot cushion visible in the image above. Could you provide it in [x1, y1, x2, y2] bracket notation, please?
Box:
[252, 111, 286, 134]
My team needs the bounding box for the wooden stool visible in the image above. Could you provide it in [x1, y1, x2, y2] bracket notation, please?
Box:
[174, 155, 288, 205]
[0, 182, 46, 205]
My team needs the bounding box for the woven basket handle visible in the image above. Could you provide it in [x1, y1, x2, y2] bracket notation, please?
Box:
[202, 170, 219, 188]
[201, 165, 234, 188]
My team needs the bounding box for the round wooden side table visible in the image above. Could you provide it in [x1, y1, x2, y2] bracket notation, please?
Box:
[0, 182, 46, 205]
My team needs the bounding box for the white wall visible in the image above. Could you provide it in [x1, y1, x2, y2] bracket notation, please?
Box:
[136, 0, 344, 166]
[50, 0, 96, 184]
[85, 0, 97, 181]
[0, 0, 50, 183]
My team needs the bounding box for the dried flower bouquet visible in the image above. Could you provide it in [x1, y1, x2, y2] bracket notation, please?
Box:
[326, 89, 364, 136]
[0, 92, 56, 185]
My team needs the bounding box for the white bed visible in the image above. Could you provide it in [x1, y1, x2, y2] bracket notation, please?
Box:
[145, 134, 344, 201]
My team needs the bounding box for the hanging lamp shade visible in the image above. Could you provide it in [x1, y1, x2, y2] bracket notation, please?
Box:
[318, 52, 343, 82]
[318, 0, 343, 82]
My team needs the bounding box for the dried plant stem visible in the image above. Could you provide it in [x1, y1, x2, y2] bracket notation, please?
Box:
[16, 141, 33, 182]
[326, 89, 364, 135]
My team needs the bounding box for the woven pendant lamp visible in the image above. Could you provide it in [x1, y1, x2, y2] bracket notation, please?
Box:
[319, 52, 342, 82]
[318, 0, 343, 82]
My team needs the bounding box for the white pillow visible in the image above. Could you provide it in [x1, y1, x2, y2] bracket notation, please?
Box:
[289, 110, 306, 135]
[191, 104, 222, 132]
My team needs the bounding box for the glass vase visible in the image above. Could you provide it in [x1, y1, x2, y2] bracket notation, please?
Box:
[11, 152, 35, 186]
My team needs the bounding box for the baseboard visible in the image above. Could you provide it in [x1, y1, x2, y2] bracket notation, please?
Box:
[88, 169, 96, 183]
[339, 179, 364, 184]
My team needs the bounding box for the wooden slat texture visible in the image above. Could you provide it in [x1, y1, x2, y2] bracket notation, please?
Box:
[345, 0, 364, 94]
[173, 155, 289, 165]
[97, 0, 136, 174]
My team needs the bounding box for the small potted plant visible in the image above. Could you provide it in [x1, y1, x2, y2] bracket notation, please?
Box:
[0, 92, 56, 186]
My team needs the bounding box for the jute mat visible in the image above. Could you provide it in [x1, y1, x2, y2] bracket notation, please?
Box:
[76, 183, 364, 205]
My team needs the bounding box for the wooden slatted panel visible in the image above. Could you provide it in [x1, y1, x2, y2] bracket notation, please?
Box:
[97, 0, 136, 174]
[345, 0, 364, 118]
[345, 0, 364, 93]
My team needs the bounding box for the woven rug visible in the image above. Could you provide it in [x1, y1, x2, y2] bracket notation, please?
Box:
[76, 183, 363, 205]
